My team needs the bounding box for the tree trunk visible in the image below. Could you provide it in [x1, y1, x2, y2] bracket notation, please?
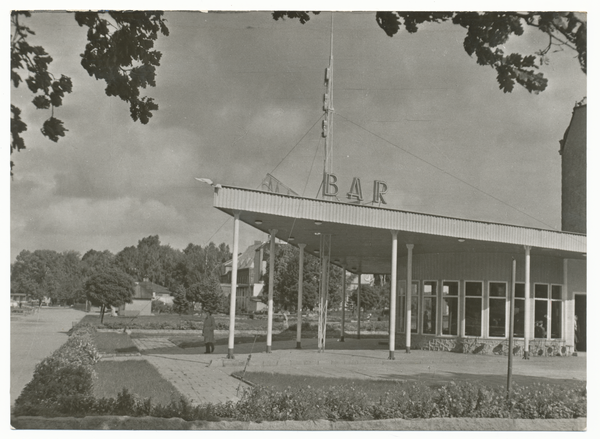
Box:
[100, 304, 105, 324]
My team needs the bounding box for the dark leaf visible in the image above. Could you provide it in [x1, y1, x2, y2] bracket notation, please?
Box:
[375, 12, 401, 37]
[40, 117, 68, 142]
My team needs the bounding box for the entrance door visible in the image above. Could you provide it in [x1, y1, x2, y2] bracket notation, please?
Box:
[575, 294, 586, 352]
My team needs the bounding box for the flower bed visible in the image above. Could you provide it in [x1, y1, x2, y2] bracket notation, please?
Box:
[13, 377, 585, 421]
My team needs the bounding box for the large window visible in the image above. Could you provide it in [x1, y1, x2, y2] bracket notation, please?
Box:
[397, 281, 405, 333]
[514, 283, 525, 338]
[442, 281, 459, 336]
[423, 281, 437, 334]
[411, 281, 419, 333]
[465, 281, 483, 337]
[534, 284, 549, 339]
[534, 284, 563, 340]
[551, 285, 562, 339]
[488, 282, 507, 337]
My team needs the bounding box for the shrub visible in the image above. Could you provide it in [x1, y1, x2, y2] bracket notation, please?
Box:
[13, 324, 101, 416]
[152, 301, 173, 314]
[12, 380, 586, 421]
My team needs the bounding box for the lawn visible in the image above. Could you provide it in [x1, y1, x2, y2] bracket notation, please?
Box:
[236, 371, 410, 401]
[93, 359, 183, 405]
[94, 331, 139, 355]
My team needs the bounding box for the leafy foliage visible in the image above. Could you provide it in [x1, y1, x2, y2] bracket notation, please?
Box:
[11, 249, 85, 305]
[274, 11, 586, 94]
[13, 325, 100, 416]
[188, 276, 226, 314]
[74, 11, 169, 124]
[84, 267, 134, 322]
[10, 11, 169, 174]
[349, 283, 390, 311]
[262, 244, 351, 311]
[11, 235, 231, 309]
[14, 378, 586, 421]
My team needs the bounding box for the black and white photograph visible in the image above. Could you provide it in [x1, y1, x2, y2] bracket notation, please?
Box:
[8, 1, 590, 432]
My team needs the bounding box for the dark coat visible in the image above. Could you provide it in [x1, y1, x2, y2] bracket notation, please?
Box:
[203, 315, 216, 343]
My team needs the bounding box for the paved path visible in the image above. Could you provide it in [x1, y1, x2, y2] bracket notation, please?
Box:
[10, 307, 86, 405]
[104, 338, 250, 406]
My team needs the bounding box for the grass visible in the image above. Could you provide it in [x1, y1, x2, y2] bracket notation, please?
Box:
[236, 371, 409, 401]
[93, 359, 183, 405]
[93, 332, 139, 355]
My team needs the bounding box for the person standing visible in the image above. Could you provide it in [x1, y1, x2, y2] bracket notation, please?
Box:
[574, 315, 579, 353]
[203, 310, 216, 353]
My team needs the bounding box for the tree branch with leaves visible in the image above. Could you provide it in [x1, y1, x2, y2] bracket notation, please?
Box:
[10, 10, 169, 175]
[274, 11, 586, 94]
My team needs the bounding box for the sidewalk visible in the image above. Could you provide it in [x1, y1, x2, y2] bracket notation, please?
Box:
[116, 335, 586, 407]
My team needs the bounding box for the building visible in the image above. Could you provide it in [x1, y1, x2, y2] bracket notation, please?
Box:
[220, 241, 267, 313]
[119, 280, 172, 317]
[559, 99, 587, 351]
[209, 103, 586, 359]
[560, 99, 586, 234]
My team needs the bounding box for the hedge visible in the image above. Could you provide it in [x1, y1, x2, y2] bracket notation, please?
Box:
[13, 323, 101, 417]
[14, 380, 586, 421]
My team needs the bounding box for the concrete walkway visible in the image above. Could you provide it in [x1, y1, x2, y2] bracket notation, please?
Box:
[115, 334, 586, 407]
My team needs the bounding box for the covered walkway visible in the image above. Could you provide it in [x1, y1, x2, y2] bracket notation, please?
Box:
[211, 184, 586, 360]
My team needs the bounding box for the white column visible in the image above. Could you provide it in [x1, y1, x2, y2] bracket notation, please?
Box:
[266, 229, 277, 353]
[357, 273, 361, 340]
[389, 231, 398, 360]
[340, 264, 346, 342]
[405, 244, 414, 353]
[524, 245, 531, 359]
[563, 258, 575, 351]
[227, 212, 240, 359]
[296, 243, 306, 349]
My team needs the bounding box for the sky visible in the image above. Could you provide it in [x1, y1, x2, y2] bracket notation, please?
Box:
[7, 4, 589, 263]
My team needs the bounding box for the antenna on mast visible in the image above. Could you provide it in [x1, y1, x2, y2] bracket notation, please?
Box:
[321, 13, 334, 199]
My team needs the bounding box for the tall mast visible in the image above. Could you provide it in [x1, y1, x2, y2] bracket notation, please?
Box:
[322, 13, 334, 199]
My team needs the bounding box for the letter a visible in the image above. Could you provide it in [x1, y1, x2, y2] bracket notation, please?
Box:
[347, 177, 363, 202]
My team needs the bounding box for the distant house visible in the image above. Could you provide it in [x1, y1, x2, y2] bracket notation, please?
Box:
[220, 241, 267, 313]
[119, 279, 172, 316]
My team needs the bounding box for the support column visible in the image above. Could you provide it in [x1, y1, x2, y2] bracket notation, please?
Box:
[357, 273, 361, 340]
[389, 231, 398, 360]
[340, 265, 346, 342]
[266, 229, 277, 353]
[563, 258, 575, 352]
[524, 245, 531, 359]
[227, 212, 240, 359]
[405, 244, 414, 353]
[296, 243, 305, 349]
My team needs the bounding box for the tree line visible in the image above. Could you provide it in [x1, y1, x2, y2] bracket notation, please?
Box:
[11, 235, 393, 315]
[263, 244, 391, 313]
[10, 235, 232, 308]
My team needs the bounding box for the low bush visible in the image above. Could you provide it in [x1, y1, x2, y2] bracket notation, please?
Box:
[13, 325, 101, 417]
[13, 378, 586, 421]
[151, 301, 173, 314]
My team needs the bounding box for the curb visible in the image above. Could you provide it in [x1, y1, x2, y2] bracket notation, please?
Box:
[10, 416, 587, 431]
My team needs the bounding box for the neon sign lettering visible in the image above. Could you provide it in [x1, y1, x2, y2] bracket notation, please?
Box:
[323, 173, 388, 205]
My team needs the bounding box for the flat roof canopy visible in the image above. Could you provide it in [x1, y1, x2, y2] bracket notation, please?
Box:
[213, 185, 586, 274]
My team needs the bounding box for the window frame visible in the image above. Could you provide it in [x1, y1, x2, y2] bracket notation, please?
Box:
[487, 281, 508, 338]
[464, 280, 484, 337]
[422, 280, 438, 335]
[441, 280, 460, 336]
